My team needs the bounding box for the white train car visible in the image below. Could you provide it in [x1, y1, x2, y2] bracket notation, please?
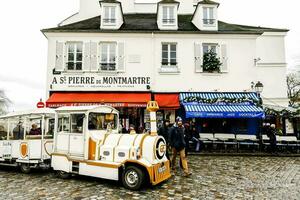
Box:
[52, 105, 171, 190]
[0, 108, 55, 173]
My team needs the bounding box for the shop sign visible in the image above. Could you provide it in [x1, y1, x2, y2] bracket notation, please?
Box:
[50, 75, 151, 91]
[46, 102, 147, 108]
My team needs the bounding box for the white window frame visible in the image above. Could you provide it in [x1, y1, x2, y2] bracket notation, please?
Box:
[203, 7, 215, 26]
[162, 6, 176, 25]
[66, 42, 83, 71]
[202, 43, 218, 54]
[99, 42, 117, 71]
[102, 6, 117, 25]
[161, 43, 177, 68]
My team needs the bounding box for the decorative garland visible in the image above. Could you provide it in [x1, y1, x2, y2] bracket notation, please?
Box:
[263, 107, 298, 118]
[183, 96, 299, 118]
[183, 96, 261, 107]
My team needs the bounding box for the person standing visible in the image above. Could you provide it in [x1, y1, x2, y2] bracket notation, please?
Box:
[191, 126, 201, 152]
[267, 124, 277, 153]
[129, 124, 136, 135]
[13, 122, 24, 140]
[169, 117, 192, 177]
[158, 119, 171, 160]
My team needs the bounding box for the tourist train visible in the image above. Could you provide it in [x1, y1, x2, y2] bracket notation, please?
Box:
[0, 102, 171, 190]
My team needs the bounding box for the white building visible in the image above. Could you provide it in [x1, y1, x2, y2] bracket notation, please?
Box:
[43, 0, 289, 134]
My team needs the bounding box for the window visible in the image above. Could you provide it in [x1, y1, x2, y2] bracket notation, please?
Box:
[162, 43, 177, 67]
[88, 113, 118, 131]
[57, 114, 85, 133]
[203, 7, 215, 25]
[100, 42, 117, 71]
[202, 43, 221, 73]
[162, 6, 175, 25]
[103, 6, 116, 24]
[66, 42, 83, 71]
[203, 43, 217, 54]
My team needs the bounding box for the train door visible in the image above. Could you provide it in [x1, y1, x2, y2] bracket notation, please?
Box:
[56, 113, 85, 157]
[69, 114, 85, 156]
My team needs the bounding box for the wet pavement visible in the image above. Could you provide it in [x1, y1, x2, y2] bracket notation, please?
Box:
[0, 156, 299, 200]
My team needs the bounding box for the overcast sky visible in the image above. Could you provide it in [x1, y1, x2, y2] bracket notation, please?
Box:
[0, 0, 299, 111]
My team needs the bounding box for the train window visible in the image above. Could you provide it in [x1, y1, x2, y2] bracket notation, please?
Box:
[0, 123, 7, 140]
[58, 115, 70, 133]
[47, 119, 55, 136]
[71, 114, 85, 133]
[88, 113, 117, 131]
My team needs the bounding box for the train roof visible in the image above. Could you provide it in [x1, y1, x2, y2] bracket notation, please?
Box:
[55, 105, 119, 114]
[0, 108, 55, 119]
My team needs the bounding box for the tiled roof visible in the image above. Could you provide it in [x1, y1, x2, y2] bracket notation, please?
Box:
[42, 14, 288, 34]
[198, 0, 220, 6]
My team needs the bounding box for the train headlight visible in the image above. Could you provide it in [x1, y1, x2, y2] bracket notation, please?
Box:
[155, 138, 166, 160]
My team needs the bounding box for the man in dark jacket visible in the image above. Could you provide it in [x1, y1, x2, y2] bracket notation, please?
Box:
[169, 117, 192, 177]
[158, 119, 171, 160]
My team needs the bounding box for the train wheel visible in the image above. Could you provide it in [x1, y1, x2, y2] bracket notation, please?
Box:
[55, 170, 71, 179]
[122, 166, 144, 190]
[20, 164, 31, 174]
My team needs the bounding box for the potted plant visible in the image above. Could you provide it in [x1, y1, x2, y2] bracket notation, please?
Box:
[202, 49, 222, 73]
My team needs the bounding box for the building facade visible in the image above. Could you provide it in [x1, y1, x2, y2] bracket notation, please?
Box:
[43, 0, 289, 134]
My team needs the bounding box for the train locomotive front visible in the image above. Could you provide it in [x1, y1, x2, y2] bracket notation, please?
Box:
[51, 104, 171, 190]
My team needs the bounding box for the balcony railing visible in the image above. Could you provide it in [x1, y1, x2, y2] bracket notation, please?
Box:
[161, 61, 177, 66]
[162, 19, 176, 24]
[100, 63, 116, 71]
[103, 19, 116, 24]
[203, 19, 216, 25]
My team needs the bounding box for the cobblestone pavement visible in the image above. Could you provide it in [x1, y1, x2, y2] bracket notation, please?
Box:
[0, 156, 300, 200]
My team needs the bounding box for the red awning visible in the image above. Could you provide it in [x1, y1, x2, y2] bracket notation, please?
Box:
[46, 92, 151, 108]
[154, 93, 180, 110]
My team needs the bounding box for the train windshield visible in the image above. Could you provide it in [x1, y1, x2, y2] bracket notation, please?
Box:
[88, 112, 118, 131]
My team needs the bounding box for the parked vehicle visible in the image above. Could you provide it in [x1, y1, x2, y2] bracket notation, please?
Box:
[52, 105, 171, 190]
[0, 108, 55, 173]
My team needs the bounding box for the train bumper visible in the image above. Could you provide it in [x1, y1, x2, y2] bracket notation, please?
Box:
[150, 160, 171, 185]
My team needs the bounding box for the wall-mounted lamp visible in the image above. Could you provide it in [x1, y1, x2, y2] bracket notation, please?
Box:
[254, 57, 261, 66]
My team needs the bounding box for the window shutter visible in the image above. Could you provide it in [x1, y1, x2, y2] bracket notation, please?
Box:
[194, 43, 203, 73]
[55, 41, 65, 71]
[118, 42, 125, 72]
[90, 42, 98, 72]
[83, 42, 91, 71]
[220, 44, 228, 72]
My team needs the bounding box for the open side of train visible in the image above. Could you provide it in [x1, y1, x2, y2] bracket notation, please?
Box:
[0, 108, 55, 173]
[0, 104, 171, 190]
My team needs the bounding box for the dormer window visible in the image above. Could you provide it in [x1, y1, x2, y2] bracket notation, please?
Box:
[99, 1, 124, 30]
[203, 7, 215, 26]
[103, 6, 116, 25]
[192, 0, 219, 31]
[162, 6, 175, 25]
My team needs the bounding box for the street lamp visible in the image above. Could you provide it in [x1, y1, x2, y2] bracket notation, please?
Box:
[254, 81, 264, 95]
[253, 81, 264, 150]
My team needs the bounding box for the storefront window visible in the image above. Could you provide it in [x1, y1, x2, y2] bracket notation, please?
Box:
[66, 42, 83, 71]
[100, 43, 117, 71]
[88, 112, 118, 131]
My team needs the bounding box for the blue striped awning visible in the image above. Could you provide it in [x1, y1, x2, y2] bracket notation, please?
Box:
[180, 92, 264, 119]
[180, 92, 259, 101]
